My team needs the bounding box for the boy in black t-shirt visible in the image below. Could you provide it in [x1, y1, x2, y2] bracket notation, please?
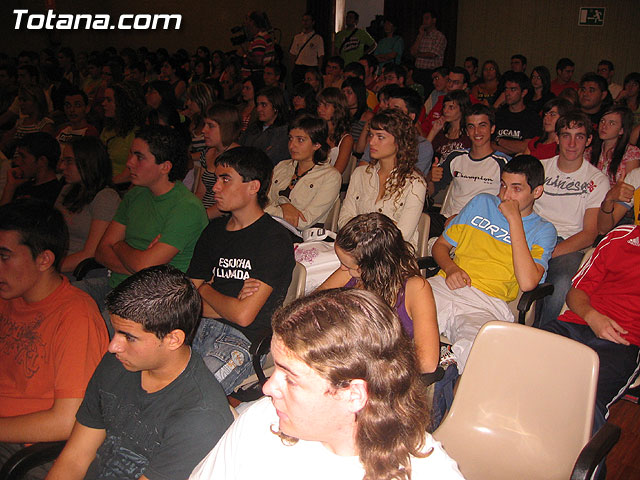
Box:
[187, 146, 295, 394]
[492, 71, 541, 156]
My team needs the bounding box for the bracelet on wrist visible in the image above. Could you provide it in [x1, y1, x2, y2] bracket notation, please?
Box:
[600, 202, 614, 214]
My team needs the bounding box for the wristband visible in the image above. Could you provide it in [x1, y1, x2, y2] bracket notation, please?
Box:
[600, 203, 614, 214]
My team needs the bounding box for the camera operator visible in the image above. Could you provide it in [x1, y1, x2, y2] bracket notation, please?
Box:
[239, 11, 275, 78]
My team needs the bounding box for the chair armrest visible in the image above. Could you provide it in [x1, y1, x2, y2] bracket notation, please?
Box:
[72, 257, 105, 281]
[516, 283, 554, 324]
[249, 334, 272, 386]
[570, 422, 621, 480]
[417, 256, 440, 278]
[0, 441, 66, 480]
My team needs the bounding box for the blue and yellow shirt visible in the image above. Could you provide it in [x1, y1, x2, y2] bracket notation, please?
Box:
[439, 193, 557, 302]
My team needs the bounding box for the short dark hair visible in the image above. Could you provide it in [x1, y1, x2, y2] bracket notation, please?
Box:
[214, 146, 273, 208]
[580, 72, 608, 92]
[624, 72, 640, 88]
[555, 110, 593, 138]
[289, 114, 329, 165]
[359, 54, 378, 70]
[264, 62, 282, 79]
[135, 124, 189, 182]
[502, 71, 531, 92]
[389, 87, 422, 118]
[17, 64, 39, 83]
[464, 56, 478, 69]
[248, 11, 269, 30]
[15, 133, 60, 171]
[105, 265, 202, 344]
[327, 56, 345, 70]
[424, 8, 438, 19]
[598, 59, 614, 71]
[344, 61, 365, 79]
[346, 10, 359, 22]
[63, 87, 89, 106]
[556, 57, 575, 72]
[434, 66, 449, 77]
[466, 103, 495, 126]
[384, 63, 406, 81]
[256, 86, 290, 127]
[502, 154, 544, 190]
[511, 54, 527, 65]
[0, 199, 68, 272]
[449, 66, 470, 86]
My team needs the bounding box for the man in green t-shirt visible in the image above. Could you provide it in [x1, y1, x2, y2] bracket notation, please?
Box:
[82, 125, 207, 312]
[334, 10, 376, 67]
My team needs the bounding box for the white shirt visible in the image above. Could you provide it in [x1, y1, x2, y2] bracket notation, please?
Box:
[190, 397, 465, 480]
[290, 30, 324, 66]
[534, 155, 609, 239]
[338, 164, 427, 247]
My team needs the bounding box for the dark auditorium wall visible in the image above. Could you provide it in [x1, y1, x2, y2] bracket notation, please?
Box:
[456, 0, 639, 84]
[1, 0, 305, 56]
[2, 0, 637, 84]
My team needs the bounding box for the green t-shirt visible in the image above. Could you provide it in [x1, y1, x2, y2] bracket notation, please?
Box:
[100, 128, 137, 176]
[110, 181, 208, 287]
[335, 28, 375, 66]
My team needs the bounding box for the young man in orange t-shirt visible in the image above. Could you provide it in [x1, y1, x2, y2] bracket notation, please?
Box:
[0, 200, 108, 468]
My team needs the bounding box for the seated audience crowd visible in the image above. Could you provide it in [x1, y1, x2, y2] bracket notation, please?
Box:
[1, 9, 639, 479]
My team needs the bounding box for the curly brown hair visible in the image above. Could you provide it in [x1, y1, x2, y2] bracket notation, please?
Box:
[336, 213, 420, 307]
[368, 109, 424, 206]
[317, 87, 351, 144]
[271, 288, 432, 480]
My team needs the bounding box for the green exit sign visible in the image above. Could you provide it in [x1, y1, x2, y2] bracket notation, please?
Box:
[579, 7, 605, 26]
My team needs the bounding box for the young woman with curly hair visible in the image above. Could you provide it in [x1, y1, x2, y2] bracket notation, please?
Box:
[316, 87, 354, 174]
[100, 81, 145, 184]
[319, 212, 439, 374]
[338, 108, 427, 247]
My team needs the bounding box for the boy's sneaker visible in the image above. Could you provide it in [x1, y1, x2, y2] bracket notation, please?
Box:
[439, 344, 457, 368]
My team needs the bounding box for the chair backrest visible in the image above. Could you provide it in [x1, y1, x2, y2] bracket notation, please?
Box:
[434, 321, 599, 480]
[284, 262, 307, 306]
[324, 197, 341, 233]
[341, 154, 357, 186]
[558, 247, 595, 317]
[416, 212, 431, 258]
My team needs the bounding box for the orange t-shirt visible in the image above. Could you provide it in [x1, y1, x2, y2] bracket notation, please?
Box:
[0, 276, 108, 416]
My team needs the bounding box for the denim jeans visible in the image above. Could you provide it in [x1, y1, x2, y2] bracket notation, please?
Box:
[537, 247, 584, 328]
[192, 318, 255, 395]
[542, 320, 640, 433]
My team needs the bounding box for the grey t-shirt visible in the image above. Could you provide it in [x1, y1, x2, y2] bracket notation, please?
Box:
[55, 186, 120, 254]
[77, 351, 233, 480]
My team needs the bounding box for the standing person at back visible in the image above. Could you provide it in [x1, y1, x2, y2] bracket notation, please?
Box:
[333, 11, 376, 67]
[410, 9, 447, 96]
[289, 13, 324, 86]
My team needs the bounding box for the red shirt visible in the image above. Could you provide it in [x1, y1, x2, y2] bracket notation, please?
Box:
[559, 225, 640, 346]
[550, 79, 579, 97]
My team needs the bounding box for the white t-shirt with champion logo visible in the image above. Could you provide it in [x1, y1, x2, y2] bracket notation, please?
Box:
[534, 155, 609, 239]
[439, 149, 509, 218]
